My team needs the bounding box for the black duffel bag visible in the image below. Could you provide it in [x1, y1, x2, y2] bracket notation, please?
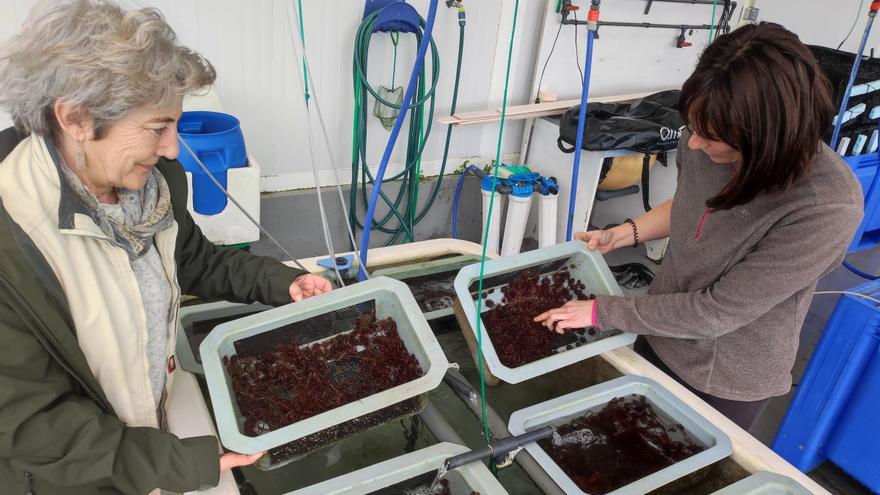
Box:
[557, 89, 685, 211]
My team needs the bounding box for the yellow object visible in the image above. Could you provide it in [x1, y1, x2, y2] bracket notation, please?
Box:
[599, 154, 656, 191]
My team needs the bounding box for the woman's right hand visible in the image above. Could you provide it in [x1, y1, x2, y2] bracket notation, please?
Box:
[575, 230, 616, 254]
[220, 451, 265, 471]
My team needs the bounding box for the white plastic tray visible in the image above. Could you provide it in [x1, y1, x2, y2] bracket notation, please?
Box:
[176, 300, 268, 375]
[200, 276, 449, 457]
[289, 442, 509, 495]
[372, 254, 483, 320]
[710, 472, 813, 495]
[508, 375, 733, 495]
[453, 240, 636, 384]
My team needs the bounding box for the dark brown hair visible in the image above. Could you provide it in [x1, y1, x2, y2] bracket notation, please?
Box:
[680, 22, 835, 210]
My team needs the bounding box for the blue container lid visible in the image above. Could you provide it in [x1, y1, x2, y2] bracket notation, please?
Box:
[178, 111, 241, 137]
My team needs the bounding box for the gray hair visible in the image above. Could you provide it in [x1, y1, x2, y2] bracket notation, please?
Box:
[0, 0, 216, 137]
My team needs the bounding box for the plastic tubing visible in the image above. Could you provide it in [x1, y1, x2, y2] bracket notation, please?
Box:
[358, 0, 439, 281]
[565, 28, 596, 242]
[843, 259, 880, 280]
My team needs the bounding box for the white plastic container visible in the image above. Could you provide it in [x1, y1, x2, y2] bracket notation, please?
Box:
[508, 375, 733, 495]
[372, 254, 483, 320]
[290, 443, 509, 495]
[710, 472, 813, 495]
[453, 240, 636, 384]
[482, 188, 505, 255]
[176, 301, 268, 375]
[200, 277, 449, 468]
[501, 194, 533, 256]
[185, 155, 261, 246]
[538, 193, 558, 248]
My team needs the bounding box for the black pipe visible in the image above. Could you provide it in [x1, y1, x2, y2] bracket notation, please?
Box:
[442, 369, 566, 494]
[566, 19, 727, 31]
[561, 0, 736, 33]
[443, 426, 555, 471]
[442, 372, 478, 402]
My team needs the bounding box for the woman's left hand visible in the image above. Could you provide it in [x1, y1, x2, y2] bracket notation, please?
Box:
[289, 274, 332, 302]
[534, 300, 595, 334]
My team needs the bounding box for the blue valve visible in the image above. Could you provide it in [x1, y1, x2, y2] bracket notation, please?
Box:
[317, 254, 354, 271]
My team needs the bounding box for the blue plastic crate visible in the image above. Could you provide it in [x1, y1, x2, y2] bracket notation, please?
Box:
[772, 279, 880, 492]
[844, 153, 880, 252]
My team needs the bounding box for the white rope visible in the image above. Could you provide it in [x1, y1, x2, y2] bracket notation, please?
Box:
[813, 290, 880, 305]
[283, 0, 370, 279]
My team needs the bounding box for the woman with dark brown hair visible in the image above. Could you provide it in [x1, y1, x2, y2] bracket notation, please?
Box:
[536, 23, 864, 430]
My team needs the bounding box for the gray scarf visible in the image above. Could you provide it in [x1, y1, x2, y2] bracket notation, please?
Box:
[47, 137, 174, 258]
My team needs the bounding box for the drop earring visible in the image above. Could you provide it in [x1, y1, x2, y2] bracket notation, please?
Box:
[75, 143, 86, 170]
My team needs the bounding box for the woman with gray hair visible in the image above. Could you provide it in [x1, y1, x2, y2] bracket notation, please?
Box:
[0, 1, 331, 493]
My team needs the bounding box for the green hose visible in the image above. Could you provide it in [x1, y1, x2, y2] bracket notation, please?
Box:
[350, 7, 464, 246]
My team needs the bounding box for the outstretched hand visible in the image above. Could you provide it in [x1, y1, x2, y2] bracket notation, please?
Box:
[220, 451, 264, 471]
[534, 300, 595, 334]
[289, 274, 332, 302]
[575, 230, 616, 255]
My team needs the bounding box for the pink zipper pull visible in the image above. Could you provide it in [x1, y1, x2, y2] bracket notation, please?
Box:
[695, 208, 712, 240]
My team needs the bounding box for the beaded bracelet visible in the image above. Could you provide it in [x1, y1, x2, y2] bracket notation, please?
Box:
[624, 218, 639, 248]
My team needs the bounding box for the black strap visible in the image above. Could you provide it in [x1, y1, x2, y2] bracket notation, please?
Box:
[599, 156, 614, 184]
[641, 154, 652, 212]
[557, 137, 576, 153]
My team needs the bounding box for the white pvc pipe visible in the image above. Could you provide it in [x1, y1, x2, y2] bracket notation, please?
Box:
[538, 193, 558, 248]
[501, 194, 532, 256]
[482, 189, 505, 256]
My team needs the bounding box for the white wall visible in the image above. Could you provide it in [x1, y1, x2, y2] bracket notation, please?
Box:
[525, 0, 744, 104]
[1, 0, 876, 192]
[761, 0, 880, 54]
[0, 0, 545, 191]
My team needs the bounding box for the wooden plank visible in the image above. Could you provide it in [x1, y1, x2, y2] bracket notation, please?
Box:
[439, 91, 662, 127]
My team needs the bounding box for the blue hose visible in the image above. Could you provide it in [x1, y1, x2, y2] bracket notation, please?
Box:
[565, 28, 596, 242]
[843, 259, 879, 280]
[831, 10, 877, 151]
[357, 0, 439, 281]
[452, 165, 479, 239]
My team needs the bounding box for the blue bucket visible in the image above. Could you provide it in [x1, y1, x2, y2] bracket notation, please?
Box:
[177, 111, 247, 215]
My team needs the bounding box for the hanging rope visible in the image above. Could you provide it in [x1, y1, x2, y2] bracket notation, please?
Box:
[473, 0, 522, 446]
[296, 0, 309, 101]
[708, 0, 719, 42]
[390, 31, 399, 87]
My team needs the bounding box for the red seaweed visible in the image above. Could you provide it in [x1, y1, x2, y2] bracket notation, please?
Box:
[225, 310, 424, 436]
[481, 269, 595, 367]
[537, 395, 705, 494]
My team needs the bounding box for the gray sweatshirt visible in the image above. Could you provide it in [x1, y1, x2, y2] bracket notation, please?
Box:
[595, 136, 864, 401]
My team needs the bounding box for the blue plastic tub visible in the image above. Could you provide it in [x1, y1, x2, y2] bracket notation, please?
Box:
[772, 279, 880, 492]
[177, 111, 247, 215]
[844, 153, 880, 252]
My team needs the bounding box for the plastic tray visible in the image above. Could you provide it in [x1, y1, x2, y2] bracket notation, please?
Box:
[453, 240, 636, 384]
[200, 277, 449, 464]
[372, 254, 483, 320]
[289, 442, 509, 494]
[710, 472, 812, 494]
[508, 375, 733, 495]
[176, 300, 268, 375]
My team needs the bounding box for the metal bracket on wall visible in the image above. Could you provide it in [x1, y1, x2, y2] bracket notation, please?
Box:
[561, 0, 737, 39]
